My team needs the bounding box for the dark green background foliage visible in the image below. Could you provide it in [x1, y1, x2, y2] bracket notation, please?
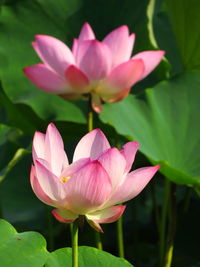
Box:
[0, 0, 199, 266]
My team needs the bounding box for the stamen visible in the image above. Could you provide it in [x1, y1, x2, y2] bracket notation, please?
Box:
[61, 176, 71, 183]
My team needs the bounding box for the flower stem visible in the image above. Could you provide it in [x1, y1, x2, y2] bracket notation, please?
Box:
[116, 215, 124, 258]
[72, 220, 79, 267]
[95, 231, 103, 250]
[88, 95, 93, 132]
[159, 179, 171, 267]
[164, 183, 177, 267]
[87, 95, 103, 250]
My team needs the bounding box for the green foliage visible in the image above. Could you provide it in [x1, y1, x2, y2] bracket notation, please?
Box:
[45, 246, 134, 267]
[0, 0, 199, 266]
[165, 0, 200, 71]
[0, 219, 134, 267]
[100, 71, 200, 186]
[0, 219, 49, 267]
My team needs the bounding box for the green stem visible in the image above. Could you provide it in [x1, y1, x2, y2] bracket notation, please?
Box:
[164, 245, 174, 267]
[95, 231, 103, 250]
[87, 95, 103, 250]
[72, 220, 79, 267]
[164, 183, 177, 267]
[159, 179, 171, 267]
[116, 216, 124, 258]
[88, 95, 93, 132]
[115, 143, 125, 258]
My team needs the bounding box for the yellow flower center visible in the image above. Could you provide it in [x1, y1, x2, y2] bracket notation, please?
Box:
[61, 176, 71, 183]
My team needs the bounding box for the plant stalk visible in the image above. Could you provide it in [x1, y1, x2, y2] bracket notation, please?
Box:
[117, 215, 124, 258]
[87, 95, 103, 250]
[72, 220, 79, 267]
[164, 183, 177, 267]
[159, 179, 171, 267]
[88, 95, 93, 132]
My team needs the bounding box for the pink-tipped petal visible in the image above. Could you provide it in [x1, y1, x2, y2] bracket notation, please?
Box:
[98, 148, 126, 189]
[44, 123, 68, 176]
[128, 33, 135, 56]
[23, 64, 67, 93]
[104, 88, 131, 103]
[30, 165, 55, 206]
[103, 25, 134, 68]
[65, 65, 89, 92]
[104, 165, 160, 208]
[34, 160, 66, 201]
[121, 141, 139, 173]
[52, 209, 78, 223]
[61, 158, 90, 178]
[78, 22, 95, 42]
[91, 93, 102, 113]
[87, 219, 103, 233]
[33, 35, 75, 75]
[73, 129, 110, 162]
[77, 40, 112, 80]
[99, 59, 144, 102]
[32, 131, 45, 163]
[72, 38, 78, 57]
[64, 161, 112, 214]
[86, 205, 126, 223]
[132, 50, 165, 79]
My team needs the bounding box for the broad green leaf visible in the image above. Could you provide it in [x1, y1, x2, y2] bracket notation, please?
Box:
[0, 153, 46, 225]
[0, 86, 44, 135]
[152, 0, 183, 76]
[0, 219, 17, 243]
[0, 219, 49, 267]
[100, 72, 200, 186]
[45, 246, 134, 267]
[165, 0, 200, 70]
[0, 124, 13, 146]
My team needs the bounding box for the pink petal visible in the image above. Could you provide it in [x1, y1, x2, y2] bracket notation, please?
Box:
[86, 219, 103, 233]
[103, 88, 131, 103]
[73, 129, 110, 162]
[128, 34, 135, 56]
[72, 38, 78, 57]
[52, 208, 78, 223]
[77, 40, 112, 80]
[78, 22, 95, 43]
[104, 165, 160, 207]
[34, 160, 66, 201]
[65, 65, 89, 92]
[30, 165, 55, 206]
[44, 123, 68, 176]
[91, 93, 102, 113]
[60, 158, 91, 178]
[99, 59, 144, 102]
[98, 148, 126, 189]
[32, 131, 45, 163]
[33, 35, 75, 75]
[23, 64, 68, 93]
[132, 50, 165, 79]
[120, 141, 139, 173]
[103, 25, 134, 68]
[63, 161, 112, 214]
[86, 205, 126, 223]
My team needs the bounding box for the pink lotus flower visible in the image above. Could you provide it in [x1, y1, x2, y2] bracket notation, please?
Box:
[31, 123, 159, 232]
[23, 23, 165, 113]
